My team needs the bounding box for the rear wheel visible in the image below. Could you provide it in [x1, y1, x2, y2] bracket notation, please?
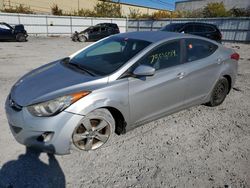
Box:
[16, 33, 26, 42]
[72, 109, 115, 151]
[206, 77, 229, 107]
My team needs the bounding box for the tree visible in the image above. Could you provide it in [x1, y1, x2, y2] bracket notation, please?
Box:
[3, 4, 33, 14]
[51, 4, 63, 15]
[229, 7, 250, 17]
[94, 1, 121, 17]
[203, 2, 229, 17]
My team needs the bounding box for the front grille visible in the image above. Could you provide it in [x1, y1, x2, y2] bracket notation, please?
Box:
[9, 95, 22, 112]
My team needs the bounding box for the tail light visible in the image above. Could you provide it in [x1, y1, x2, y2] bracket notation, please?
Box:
[231, 53, 240, 61]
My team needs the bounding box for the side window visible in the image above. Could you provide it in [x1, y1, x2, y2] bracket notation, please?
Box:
[205, 26, 216, 32]
[107, 27, 114, 32]
[193, 25, 205, 32]
[100, 27, 106, 32]
[92, 27, 100, 32]
[137, 40, 181, 71]
[185, 38, 218, 62]
[184, 25, 194, 33]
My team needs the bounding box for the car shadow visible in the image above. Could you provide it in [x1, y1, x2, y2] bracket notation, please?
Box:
[0, 147, 65, 188]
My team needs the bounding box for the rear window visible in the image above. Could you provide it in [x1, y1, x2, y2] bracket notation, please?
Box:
[161, 24, 184, 32]
[185, 38, 218, 62]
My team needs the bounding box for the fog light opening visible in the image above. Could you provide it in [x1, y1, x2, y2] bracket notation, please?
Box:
[37, 132, 54, 142]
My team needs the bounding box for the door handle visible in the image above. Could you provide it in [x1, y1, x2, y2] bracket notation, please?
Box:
[177, 72, 185, 79]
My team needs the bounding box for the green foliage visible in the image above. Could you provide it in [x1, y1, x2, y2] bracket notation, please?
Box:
[51, 4, 63, 16]
[182, 9, 204, 18]
[94, 1, 121, 17]
[128, 8, 141, 19]
[77, 9, 96, 17]
[229, 7, 250, 17]
[3, 4, 33, 14]
[203, 2, 229, 17]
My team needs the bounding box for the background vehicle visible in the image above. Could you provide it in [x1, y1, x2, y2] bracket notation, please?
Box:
[72, 23, 120, 42]
[6, 31, 238, 155]
[0, 22, 28, 42]
[161, 22, 222, 43]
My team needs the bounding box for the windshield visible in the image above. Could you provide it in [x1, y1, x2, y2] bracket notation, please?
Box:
[70, 37, 151, 76]
[161, 24, 184, 32]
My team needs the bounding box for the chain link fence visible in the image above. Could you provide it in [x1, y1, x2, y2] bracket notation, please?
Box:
[128, 17, 250, 43]
[0, 12, 128, 35]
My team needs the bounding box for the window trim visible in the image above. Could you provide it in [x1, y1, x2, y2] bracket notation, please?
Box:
[119, 39, 185, 79]
[183, 38, 218, 63]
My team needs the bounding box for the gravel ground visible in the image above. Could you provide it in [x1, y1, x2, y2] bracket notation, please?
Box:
[0, 37, 249, 188]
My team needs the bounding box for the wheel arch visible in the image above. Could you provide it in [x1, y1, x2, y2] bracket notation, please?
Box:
[223, 75, 232, 93]
[102, 106, 127, 135]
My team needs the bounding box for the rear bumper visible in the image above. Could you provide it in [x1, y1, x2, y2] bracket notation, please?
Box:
[5, 97, 84, 155]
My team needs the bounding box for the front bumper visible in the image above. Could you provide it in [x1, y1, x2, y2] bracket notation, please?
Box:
[5, 98, 84, 155]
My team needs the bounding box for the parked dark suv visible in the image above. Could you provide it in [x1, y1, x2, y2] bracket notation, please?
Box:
[72, 23, 120, 42]
[0, 22, 28, 42]
[161, 22, 222, 43]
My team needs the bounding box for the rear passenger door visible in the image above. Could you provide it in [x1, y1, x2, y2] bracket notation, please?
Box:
[99, 26, 109, 39]
[182, 38, 221, 105]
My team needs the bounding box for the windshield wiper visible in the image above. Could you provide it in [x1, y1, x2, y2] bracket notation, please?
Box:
[64, 59, 96, 76]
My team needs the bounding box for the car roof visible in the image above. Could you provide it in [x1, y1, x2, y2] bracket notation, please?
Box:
[114, 31, 184, 43]
[168, 22, 216, 27]
[96, 23, 117, 26]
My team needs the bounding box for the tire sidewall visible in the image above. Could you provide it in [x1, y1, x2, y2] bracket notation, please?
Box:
[71, 108, 115, 152]
[209, 77, 229, 106]
[78, 35, 87, 42]
[16, 33, 26, 42]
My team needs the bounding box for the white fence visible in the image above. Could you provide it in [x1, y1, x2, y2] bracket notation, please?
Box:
[0, 12, 128, 35]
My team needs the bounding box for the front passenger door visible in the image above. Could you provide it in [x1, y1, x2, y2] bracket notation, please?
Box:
[128, 40, 189, 126]
[88, 27, 101, 40]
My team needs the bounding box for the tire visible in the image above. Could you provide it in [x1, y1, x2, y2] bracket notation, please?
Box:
[72, 108, 115, 151]
[71, 34, 78, 42]
[78, 35, 87, 42]
[16, 33, 26, 42]
[206, 77, 229, 107]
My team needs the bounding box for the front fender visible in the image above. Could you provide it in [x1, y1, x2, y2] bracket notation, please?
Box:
[64, 79, 130, 125]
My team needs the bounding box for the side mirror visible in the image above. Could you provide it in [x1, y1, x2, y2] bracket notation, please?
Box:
[133, 65, 155, 77]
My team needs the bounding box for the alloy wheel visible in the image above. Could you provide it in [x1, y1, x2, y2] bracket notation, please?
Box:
[72, 118, 111, 151]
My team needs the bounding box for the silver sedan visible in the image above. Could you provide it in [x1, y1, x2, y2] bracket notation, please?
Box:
[5, 31, 239, 155]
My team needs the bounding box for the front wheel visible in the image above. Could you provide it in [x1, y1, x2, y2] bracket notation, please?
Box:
[71, 34, 78, 42]
[72, 109, 115, 151]
[16, 33, 27, 42]
[206, 77, 229, 107]
[78, 35, 87, 42]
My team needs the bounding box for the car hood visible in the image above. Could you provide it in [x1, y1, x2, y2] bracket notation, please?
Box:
[10, 60, 108, 106]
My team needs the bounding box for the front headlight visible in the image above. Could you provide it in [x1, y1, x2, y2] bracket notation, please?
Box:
[27, 91, 90, 117]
